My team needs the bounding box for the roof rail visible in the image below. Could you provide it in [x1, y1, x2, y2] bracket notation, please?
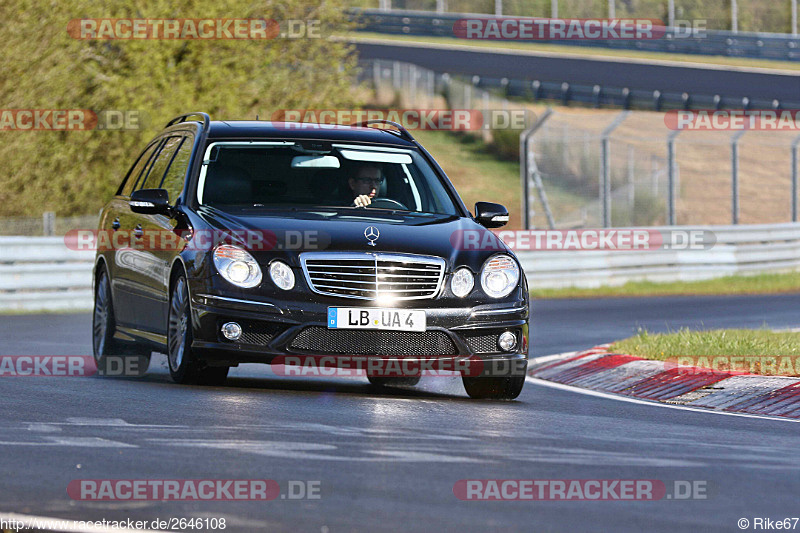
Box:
[350, 119, 416, 143]
[165, 112, 210, 131]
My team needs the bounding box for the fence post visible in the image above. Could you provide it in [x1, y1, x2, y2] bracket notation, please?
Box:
[551, 0, 558, 18]
[793, 0, 798, 37]
[372, 61, 381, 97]
[792, 134, 800, 221]
[731, 0, 738, 33]
[379, 0, 391, 11]
[667, 129, 681, 225]
[731, 130, 747, 224]
[608, 0, 615, 18]
[409, 64, 417, 105]
[436, 0, 447, 14]
[392, 61, 400, 91]
[43, 211, 55, 237]
[627, 146, 635, 218]
[495, 0, 503, 16]
[520, 108, 553, 230]
[600, 111, 630, 228]
[668, 0, 675, 28]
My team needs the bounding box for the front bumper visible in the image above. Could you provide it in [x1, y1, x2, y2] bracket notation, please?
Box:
[187, 283, 529, 375]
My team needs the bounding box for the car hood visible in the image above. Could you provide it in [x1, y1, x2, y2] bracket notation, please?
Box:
[193, 206, 512, 271]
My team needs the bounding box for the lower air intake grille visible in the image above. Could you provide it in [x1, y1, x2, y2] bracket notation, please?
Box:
[289, 327, 457, 356]
[220, 320, 284, 346]
[462, 332, 501, 354]
[462, 329, 520, 354]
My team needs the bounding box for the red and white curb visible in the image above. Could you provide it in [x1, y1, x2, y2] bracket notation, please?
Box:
[528, 345, 800, 419]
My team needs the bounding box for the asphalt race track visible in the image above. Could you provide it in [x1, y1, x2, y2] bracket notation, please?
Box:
[2, 293, 800, 532]
[354, 40, 800, 106]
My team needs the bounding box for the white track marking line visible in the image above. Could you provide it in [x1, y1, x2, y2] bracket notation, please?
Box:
[526, 376, 800, 424]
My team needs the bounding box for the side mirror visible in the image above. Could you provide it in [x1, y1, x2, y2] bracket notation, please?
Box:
[475, 202, 509, 228]
[130, 188, 172, 216]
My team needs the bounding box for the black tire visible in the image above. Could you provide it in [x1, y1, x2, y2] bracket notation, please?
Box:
[462, 375, 525, 400]
[167, 274, 229, 386]
[367, 376, 421, 388]
[92, 266, 150, 375]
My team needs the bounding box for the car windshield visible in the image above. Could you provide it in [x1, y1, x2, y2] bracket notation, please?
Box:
[197, 142, 460, 215]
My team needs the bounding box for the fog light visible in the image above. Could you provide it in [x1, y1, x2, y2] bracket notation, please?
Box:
[498, 331, 517, 352]
[221, 322, 242, 341]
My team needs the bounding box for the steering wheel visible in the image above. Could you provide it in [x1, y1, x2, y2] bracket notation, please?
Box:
[367, 197, 408, 210]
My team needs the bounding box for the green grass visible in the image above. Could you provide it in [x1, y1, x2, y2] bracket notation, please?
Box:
[412, 130, 586, 229]
[612, 328, 800, 376]
[345, 32, 800, 72]
[530, 271, 800, 299]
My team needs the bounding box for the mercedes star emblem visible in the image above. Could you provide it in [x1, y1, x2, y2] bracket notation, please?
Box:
[364, 226, 380, 246]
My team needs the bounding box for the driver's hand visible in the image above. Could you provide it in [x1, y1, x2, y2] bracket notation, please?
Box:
[354, 195, 372, 208]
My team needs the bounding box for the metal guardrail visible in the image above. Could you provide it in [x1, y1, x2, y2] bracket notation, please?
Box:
[352, 9, 800, 63]
[2, 225, 800, 311]
[516, 222, 800, 288]
[0, 237, 94, 312]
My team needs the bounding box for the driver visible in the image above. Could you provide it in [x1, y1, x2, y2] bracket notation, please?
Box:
[349, 165, 384, 207]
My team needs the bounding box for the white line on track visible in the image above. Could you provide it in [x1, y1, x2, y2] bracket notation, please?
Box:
[525, 376, 800, 424]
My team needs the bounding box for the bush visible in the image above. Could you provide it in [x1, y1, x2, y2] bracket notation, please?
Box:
[0, 0, 360, 216]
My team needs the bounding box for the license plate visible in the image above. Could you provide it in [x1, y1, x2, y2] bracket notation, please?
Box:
[327, 308, 426, 332]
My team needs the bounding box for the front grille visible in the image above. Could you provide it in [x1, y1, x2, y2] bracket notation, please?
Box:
[289, 327, 457, 355]
[301, 252, 445, 300]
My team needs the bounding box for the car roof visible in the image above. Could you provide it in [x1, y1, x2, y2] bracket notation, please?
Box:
[169, 120, 419, 147]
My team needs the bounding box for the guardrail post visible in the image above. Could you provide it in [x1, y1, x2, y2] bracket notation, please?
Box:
[42, 212, 55, 237]
[793, 0, 798, 36]
[792, 134, 800, 221]
[600, 111, 630, 228]
[731, 130, 747, 224]
[731, 0, 739, 33]
[667, 129, 682, 225]
[495, 0, 502, 16]
[436, 0, 447, 14]
[520, 108, 553, 230]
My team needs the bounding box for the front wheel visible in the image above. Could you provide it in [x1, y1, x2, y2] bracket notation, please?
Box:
[462, 375, 525, 400]
[167, 274, 229, 386]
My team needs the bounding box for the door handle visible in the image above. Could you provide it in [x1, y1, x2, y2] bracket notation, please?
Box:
[111, 218, 121, 230]
[133, 224, 144, 238]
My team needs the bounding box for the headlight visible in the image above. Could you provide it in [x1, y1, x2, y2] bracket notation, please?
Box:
[480, 255, 520, 298]
[269, 260, 295, 290]
[450, 267, 474, 298]
[213, 245, 262, 288]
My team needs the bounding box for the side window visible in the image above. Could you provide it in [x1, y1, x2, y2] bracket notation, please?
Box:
[137, 137, 183, 191]
[160, 137, 193, 205]
[119, 142, 159, 197]
[130, 138, 166, 193]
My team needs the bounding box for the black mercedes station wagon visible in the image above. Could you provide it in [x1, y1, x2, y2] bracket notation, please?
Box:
[93, 113, 529, 399]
